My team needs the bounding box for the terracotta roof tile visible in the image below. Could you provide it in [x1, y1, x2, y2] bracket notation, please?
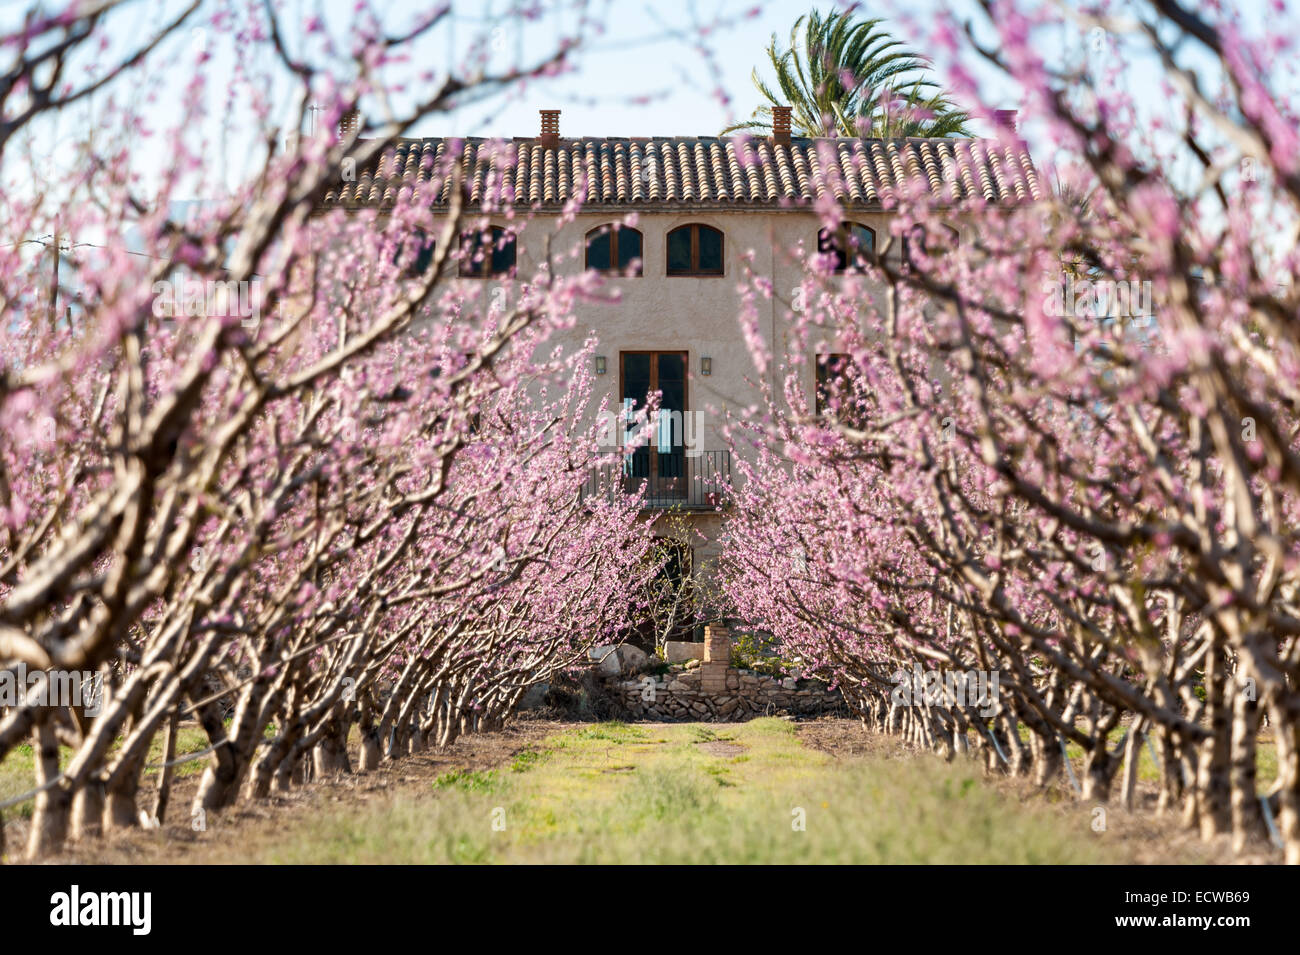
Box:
[322, 136, 1041, 209]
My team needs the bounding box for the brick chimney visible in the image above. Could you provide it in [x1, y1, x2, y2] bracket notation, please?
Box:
[538, 109, 560, 148]
[338, 108, 361, 140]
[772, 105, 792, 145]
[993, 109, 1018, 133]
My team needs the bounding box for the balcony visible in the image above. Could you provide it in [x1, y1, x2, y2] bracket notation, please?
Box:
[582, 449, 731, 512]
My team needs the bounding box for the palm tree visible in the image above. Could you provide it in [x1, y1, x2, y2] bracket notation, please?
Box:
[1050, 171, 1096, 280]
[726, 8, 970, 139]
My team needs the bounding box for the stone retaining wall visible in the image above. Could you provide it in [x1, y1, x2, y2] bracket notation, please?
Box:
[606, 625, 844, 722]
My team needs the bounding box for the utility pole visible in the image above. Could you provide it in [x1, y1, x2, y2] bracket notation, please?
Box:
[48, 222, 61, 333]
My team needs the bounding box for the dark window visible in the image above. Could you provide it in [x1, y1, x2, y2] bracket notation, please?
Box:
[818, 222, 876, 272]
[588, 229, 611, 269]
[667, 228, 691, 273]
[655, 537, 692, 592]
[652, 536, 694, 637]
[666, 224, 723, 276]
[627, 537, 694, 651]
[459, 225, 516, 277]
[585, 224, 643, 275]
[621, 350, 688, 481]
[395, 229, 436, 277]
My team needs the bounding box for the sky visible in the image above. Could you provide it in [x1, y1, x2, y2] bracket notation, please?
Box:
[3, 0, 1294, 307]
[4, 0, 1294, 200]
[321, 0, 1281, 143]
[298, 0, 1026, 139]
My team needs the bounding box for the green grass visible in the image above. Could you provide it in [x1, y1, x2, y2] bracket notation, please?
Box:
[509, 747, 546, 773]
[432, 769, 500, 793]
[251, 719, 1144, 864]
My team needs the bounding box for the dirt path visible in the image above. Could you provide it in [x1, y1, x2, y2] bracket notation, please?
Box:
[795, 718, 911, 760]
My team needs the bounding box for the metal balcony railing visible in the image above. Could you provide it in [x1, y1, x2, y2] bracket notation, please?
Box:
[581, 449, 731, 511]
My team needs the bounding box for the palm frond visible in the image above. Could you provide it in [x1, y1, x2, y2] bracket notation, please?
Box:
[725, 6, 970, 139]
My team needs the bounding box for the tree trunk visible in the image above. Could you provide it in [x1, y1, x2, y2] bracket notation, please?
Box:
[388, 723, 410, 760]
[103, 779, 140, 833]
[244, 746, 282, 801]
[1228, 681, 1265, 852]
[70, 777, 105, 841]
[1032, 730, 1062, 788]
[999, 713, 1029, 776]
[1267, 693, 1300, 864]
[153, 710, 179, 824]
[1156, 727, 1183, 814]
[313, 718, 351, 776]
[1080, 741, 1117, 803]
[1119, 720, 1145, 812]
[193, 688, 262, 813]
[359, 730, 382, 771]
[1195, 640, 1232, 839]
[357, 701, 382, 771]
[407, 725, 427, 754]
[26, 719, 70, 859]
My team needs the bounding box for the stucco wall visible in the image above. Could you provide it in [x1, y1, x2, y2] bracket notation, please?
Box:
[427, 209, 902, 451]
[382, 207, 922, 571]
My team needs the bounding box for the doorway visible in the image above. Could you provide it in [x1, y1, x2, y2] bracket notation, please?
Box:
[620, 351, 687, 497]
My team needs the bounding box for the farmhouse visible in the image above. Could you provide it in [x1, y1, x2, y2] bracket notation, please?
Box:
[323, 108, 1040, 626]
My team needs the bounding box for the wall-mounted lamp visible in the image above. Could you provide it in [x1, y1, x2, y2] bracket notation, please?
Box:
[594, 355, 607, 375]
[700, 355, 712, 376]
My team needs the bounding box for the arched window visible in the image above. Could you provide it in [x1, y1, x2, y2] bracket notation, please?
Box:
[666, 223, 723, 276]
[395, 229, 436, 277]
[458, 225, 516, 277]
[903, 223, 959, 266]
[585, 224, 643, 276]
[818, 222, 877, 272]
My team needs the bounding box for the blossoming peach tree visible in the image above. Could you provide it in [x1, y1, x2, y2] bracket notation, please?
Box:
[718, 0, 1300, 863]
[0, 0, 669, 858]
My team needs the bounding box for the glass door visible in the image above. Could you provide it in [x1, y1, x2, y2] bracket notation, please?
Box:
[620, 351, 687, 500]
